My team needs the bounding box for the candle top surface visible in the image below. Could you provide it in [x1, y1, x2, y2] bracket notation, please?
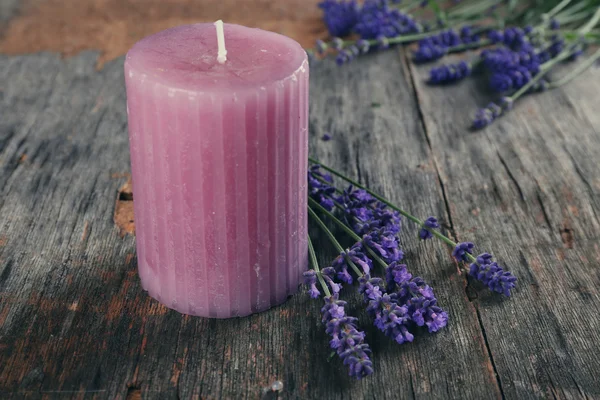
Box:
[125, 23, 307, 93]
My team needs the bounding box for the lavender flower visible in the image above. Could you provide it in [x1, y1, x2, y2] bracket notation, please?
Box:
[472, 101, 505, 129]
[469, 253, 517, 296]
[329, 241, 373, 283]
[428, 60, 472, 84]
[384, 263, 448, 333]
[385, 261, 412, 289]
[549, 18, 560, 30]
[303, 270, 321, 298]
[322, 267, 343, 294]
[414, 28, 479, 63]
[359, 274, 415, 344]
[321, 295, 374, 379]
[482, 47, 540, 92]
[363, 229, 404, 263]
[391, 275, 448, 333]
[356, 39, 371, 54]
[419, 216, 440, 240]
[489, 27, 528, 50]
[358, 274, 384, 303]
[354, 1, 420, 39]
[337, 186, 401, 236]
[319, 0, 360, 37]
[322, 132, 332, 141]
[308, 165, 336, 211]
[332, 37, 345, 50]
[452, 242, 474, 261]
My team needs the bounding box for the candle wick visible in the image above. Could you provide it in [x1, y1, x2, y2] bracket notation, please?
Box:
[214, 20, 227, 64]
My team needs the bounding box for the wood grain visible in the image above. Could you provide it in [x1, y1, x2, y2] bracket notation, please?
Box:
[0, 0, 326, 68]
[2, 5, 600, 396]
[0, 48, 505, 399]
[408, 53, 600, 398]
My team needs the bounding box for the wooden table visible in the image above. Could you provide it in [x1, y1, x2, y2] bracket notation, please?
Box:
[2, 2, 600, 399]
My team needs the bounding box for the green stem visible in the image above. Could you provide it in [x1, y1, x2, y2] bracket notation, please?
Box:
[555, 10, 596, 26]
[579, 7, 600, 34]
[308, 158, 476, 264]
[307, 206, 364, 278]
[506, 49, 571, 102]
[549, 48, 600, 88]
[447, 39, 492, 54]
[398, 0, 422, 14]
[308, 197, 389, 270]
[542, 0, 572, 21]
[308, 235, 331, 297]
[554, 1, 591, 21]
[448, 0, 501, 18]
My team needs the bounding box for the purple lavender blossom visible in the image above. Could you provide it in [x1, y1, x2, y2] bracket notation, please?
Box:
[329, 241, 373, 283]
[321, 132, 332, 141]
[391, 275, 448, 333]
[452, 242, 474, 261]
[322, 267, 343, 294]
[359, 274, 415, 344]
[308, 165, 336, 211]
[428, 61, 472, 84]
[363, 229, 404, 263]
[319, 0, 360, 37]
[356, 39, 370, 53]
[469, 253, 517, 296]
[303, 270, 321, 298]
[489, 27, 528, 50]
[354, 1, 420, 39]
[384, 261, 411, 290]
[332, 37, 345, 50]
[321, 295, 374, 379]
[482, 47, 540, 92]
[549, 18, 560, 30]
[384, 263, 448, 333]
[337, 186, 401, 236]
[419, 216, 440, 240]
[472, 101, 506, 130]
[414, 28, 479, 63]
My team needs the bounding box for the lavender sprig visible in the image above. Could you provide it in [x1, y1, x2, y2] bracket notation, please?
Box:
[309, 194, 449, 340]
[308, 159, 518, 296]
[428, 60, 473, 84]
[305, 234, 374, 379]
[321, 295, 374, 379]
[469, 253, 517, 296]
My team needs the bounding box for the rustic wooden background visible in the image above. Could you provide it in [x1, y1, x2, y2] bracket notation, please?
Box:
[2, 1, 600, 399]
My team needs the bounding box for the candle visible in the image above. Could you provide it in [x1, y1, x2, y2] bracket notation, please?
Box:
[124, 22, 309, 318]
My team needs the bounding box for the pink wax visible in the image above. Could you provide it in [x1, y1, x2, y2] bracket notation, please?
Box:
[124, 23, 308, 318]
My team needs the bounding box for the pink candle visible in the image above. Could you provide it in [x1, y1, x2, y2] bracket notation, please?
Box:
[124, 22, 309, 318]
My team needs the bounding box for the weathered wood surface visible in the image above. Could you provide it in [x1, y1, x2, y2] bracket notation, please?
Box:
[2, 22, 600, 400]
[408, 54, 600, 398]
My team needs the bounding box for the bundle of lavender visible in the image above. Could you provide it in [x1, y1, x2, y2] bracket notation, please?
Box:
[312, 0, 600, 129]
[304, 161, 517, 378]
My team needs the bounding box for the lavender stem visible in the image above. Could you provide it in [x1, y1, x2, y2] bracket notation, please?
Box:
[309, 197, 395, 270]
[308, 235, 331, 297]
[307, 158, 477, 264]
[307, 206, 365, 278]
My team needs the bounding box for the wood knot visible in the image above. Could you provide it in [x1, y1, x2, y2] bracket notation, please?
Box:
[114, 177, 135, 236]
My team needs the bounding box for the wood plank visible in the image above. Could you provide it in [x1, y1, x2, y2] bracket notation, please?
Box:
[0, 0, 325, 68]
[0, 49, 501, 398]
[0, 0, 19, 26]
[408, 53, 600, 398]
